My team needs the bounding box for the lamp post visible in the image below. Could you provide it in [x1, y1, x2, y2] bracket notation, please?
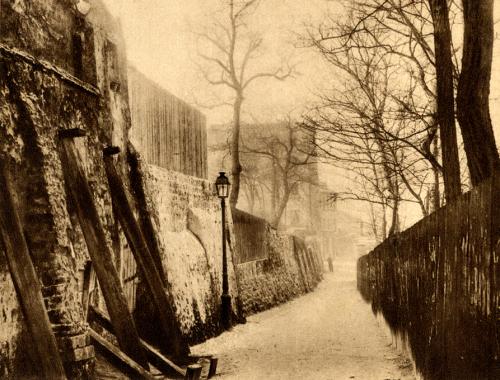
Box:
[215, 172, 232, 330]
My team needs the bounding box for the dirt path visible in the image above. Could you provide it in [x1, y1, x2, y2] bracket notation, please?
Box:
[192, 263, 416, 380]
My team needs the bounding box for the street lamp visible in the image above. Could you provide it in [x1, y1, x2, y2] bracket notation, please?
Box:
[215, 172, 231, 330]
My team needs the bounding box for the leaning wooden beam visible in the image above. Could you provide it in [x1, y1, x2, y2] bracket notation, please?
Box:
[140, 338, 186, 377]
[89, 305, 187, 378]
[0, 159, 67, 380]
[58, 133, 149, 368]
[88, 329, 155, 380]
[81, 261, 95, 321]
[103, 150, 189, 358]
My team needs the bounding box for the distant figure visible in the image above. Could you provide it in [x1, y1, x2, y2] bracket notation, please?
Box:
[327, 256, 334, 272]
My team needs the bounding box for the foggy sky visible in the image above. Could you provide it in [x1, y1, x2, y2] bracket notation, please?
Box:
[102, 0, 331, 125]
[100, 0, 500, 228]
[102, 0, 500, 136]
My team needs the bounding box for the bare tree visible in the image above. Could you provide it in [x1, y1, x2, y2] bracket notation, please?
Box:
[239, 119, 318, 228]
[304, 15, 436, 234]
[196, 0, 293, 207]
[208, 118, 318, 228]
[305, 0, 466, 205]
[325, 0, 499, 188]
[239, 161, 268, 214]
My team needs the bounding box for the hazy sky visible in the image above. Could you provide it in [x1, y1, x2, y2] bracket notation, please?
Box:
[100, 0, 500, 227]
[101, 0, 500, 133]
[102, 0, 333, 125]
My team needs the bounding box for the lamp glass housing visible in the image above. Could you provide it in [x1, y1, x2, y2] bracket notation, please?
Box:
[215, 172, 230, 198]
[76, 0, 91, 15]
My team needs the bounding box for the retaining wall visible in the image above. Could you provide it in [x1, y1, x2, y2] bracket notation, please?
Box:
[233, 209, 323, 315]
[134, 164, 242, 345]
[0, 1, 129, 377]
[357, 172, 499, 380]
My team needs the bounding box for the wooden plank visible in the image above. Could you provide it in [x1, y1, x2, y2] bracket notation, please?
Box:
[58, 138, 149, 369]
[90, 305, 186, 378]
[0, 159, 67, 380]
[81, 261, 95, 321]
[89, 329, 155, 380]
[208, 357, 218, 379]
[103, 154, 189, 358]
[141, 339, 186, 377]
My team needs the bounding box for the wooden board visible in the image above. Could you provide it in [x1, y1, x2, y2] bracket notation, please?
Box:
[81, 261, 95, 321]
[59, 138, 149, 369]
[0, 159, 67, 380]
[141, 339, 186, 377]
[89, 329, 155, 380]
[90, 305, 188, 378]
[103, 154, 189, 358]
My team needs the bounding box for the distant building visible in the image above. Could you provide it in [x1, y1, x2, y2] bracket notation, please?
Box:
[208, 122, 320, 231]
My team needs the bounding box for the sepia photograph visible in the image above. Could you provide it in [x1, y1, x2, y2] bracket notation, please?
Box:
[0, 0, 498, 379]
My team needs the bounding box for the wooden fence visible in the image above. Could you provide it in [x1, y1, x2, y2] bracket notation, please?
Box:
[232, 208, 269, 264]
[357, 172, 499, 380]
[128, 66, 208, 179]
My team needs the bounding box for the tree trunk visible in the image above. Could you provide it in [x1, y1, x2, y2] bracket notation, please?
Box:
[271, 185, 291, 229]
[428, 0, 462, 201]
[388, 194, 400, 236]
[381, 203, 387, 240]
[457, 0, 500, 185]
[229, 94, 243, 207]
[432, 137, 441, 212]
[271, 156, 277, 215]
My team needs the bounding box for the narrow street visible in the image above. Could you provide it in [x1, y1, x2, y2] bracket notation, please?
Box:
[192, 263, 416, 380]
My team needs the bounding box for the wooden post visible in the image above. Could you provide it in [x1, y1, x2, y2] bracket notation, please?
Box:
[103, 149, 189, 358]
[58, 134, 149, 369]
[81, 261, 95, 321]
[208, 357, 218, 379]
[0, 159, 67, 380]
[185, 364, 202, 380]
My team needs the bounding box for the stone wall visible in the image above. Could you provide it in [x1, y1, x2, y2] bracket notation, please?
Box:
[0, 0, 131, 377]
[234, 210, 323, 316]
[134, 164, 242, 345]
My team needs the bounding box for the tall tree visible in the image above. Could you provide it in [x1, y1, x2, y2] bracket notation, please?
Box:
[306, 0, 467, 207]
[196, 0, 293, 207]
[428, 0, 462, 201]
[456, 0, 500, 185]
[305, 11, 436, 234]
